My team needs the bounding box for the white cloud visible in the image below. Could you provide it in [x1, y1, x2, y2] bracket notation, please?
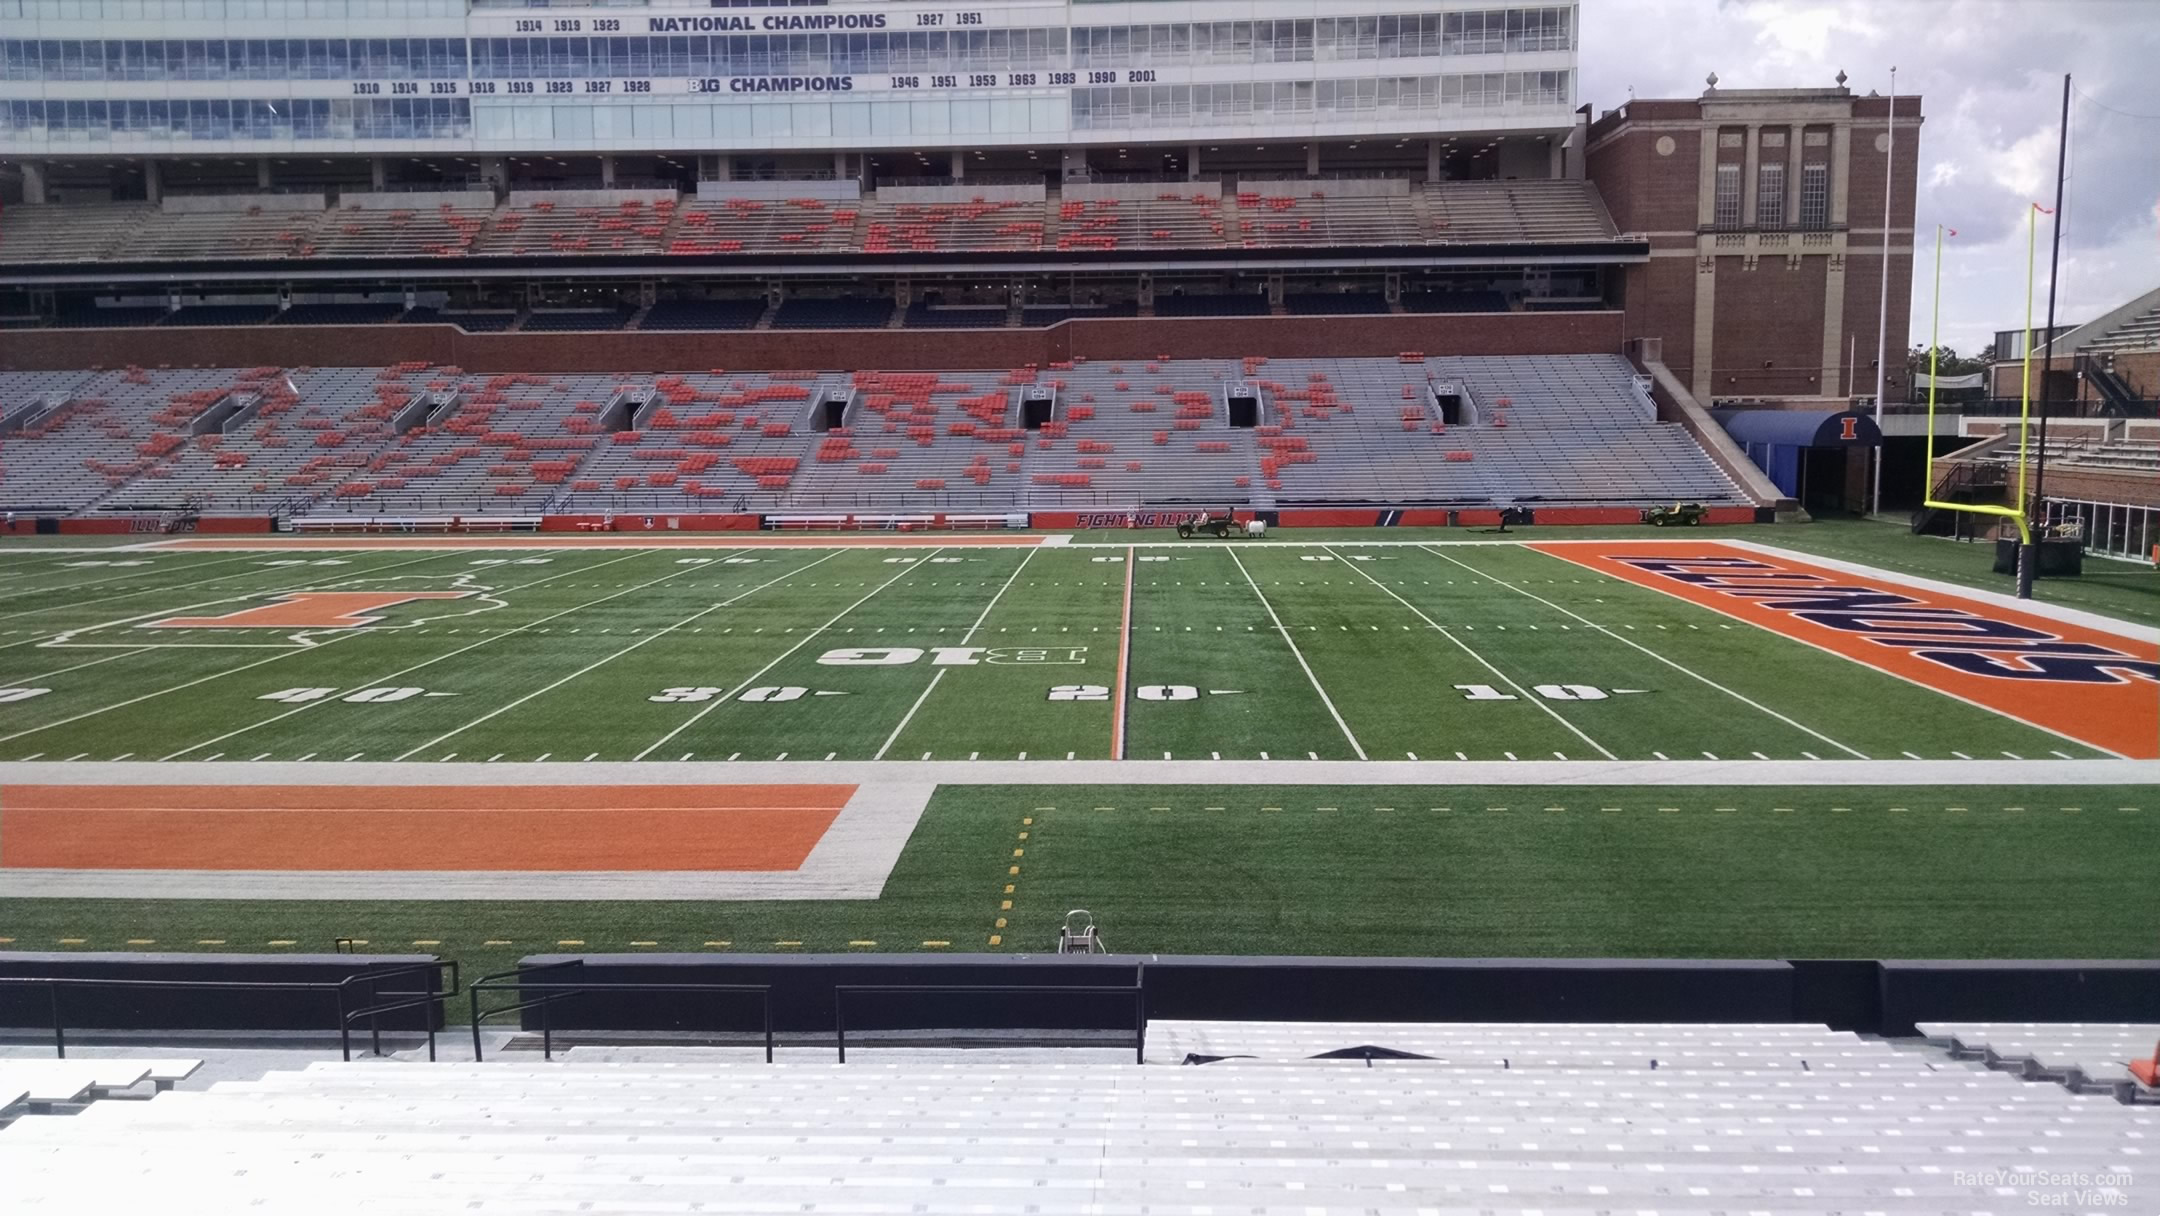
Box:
[1583, 0, 2160, 354]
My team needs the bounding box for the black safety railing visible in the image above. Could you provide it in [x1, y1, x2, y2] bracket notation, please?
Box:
[0, 961, 458, 1062]
[467, 960, 774, 1063]
[834, 979, 1147, 1065]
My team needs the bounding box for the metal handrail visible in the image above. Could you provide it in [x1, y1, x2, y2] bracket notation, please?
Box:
[0, 960, 457, 1061]
[467, 962, 774, 1062]
[833, 979, 1147, 1064]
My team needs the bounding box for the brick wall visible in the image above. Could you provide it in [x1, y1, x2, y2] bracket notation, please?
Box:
[1586, 119, 1703, 235]
[1990, 351, 2160, 402]
[1589, 92, 1922, 405]
[2019, 465, 2160, 509]
[1710, 255, 1831, 396]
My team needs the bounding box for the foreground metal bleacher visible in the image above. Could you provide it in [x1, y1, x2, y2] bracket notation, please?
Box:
[0, 1024, 2149, 1213]
[1924, 1022, 2160, 1094]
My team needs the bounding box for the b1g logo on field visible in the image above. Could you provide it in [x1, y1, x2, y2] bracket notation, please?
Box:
[815, 646, 1088, 667]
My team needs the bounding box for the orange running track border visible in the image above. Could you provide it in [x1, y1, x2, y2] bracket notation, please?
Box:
[1532, 542, 2158, 759]
[1112, 543, 1134, 760]
[0, 784, 852, 873]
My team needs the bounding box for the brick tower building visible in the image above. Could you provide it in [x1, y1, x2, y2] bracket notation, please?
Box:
[1587, 78, 1922, 406]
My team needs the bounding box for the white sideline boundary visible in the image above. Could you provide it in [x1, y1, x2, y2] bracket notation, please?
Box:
[1722, 538, 2160, 644]
[0, 758, 2150, 901]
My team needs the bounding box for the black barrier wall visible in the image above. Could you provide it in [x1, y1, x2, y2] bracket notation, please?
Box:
[505, 954, 1138, 1035]
[1877, 961, 2160, 1035]
[510, 955, 1797, 1034]
[0, 952, 448, 1032]
[9, 953, 2157, 1038]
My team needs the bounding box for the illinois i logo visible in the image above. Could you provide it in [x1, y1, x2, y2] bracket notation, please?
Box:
[147, 591, 472, 630]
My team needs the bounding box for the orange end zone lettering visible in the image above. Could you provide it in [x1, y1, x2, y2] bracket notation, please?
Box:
[1532, 542, 2158, 759]
[148, 591, 472, 629]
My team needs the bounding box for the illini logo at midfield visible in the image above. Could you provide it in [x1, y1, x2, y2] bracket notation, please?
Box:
[147, 591, 471, 630]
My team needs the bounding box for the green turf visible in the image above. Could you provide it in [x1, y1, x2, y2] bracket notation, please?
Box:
[4, 785, 2153, 985]
[1, 532, 2148, 985]
[0, 539, 2127, 762]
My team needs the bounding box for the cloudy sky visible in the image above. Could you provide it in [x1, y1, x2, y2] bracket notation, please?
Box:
[1579, 0, 2160, 355]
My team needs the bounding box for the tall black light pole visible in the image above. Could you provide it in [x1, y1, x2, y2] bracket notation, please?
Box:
[2018, 73, 2071, 600]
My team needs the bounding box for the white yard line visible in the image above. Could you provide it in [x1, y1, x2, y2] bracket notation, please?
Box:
[1322, 544, 1617, 762]
[0, 634, 363, 746]
[0, 549, 465, 652]
[635, 548, 945, 762]
[396, 551, 842, 760]
[1423, 545, 1869, 760]
[0, 552, 263, 609]
[150, 550, 691, 761]
[8, 646, 156, 682]
[1228, 547, 1366, 760]
[873, 546, 1038, 760]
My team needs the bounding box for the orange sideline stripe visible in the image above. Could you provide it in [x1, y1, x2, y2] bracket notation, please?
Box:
[1111, 543, 1134, 760]
[0, 784, 850, 872]
[1532, 543, 2157, 759]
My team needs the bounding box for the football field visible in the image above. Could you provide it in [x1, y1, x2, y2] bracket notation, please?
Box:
[0, 533, 2147, 765]
[0, 528, 2154, 973]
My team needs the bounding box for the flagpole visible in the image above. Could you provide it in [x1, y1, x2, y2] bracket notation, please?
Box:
[1926, 224, 1941, 464]
[2030, 72, 2071, 538]
[2015, 202, 2039, 597]
[1869, 67, 1896, 518]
